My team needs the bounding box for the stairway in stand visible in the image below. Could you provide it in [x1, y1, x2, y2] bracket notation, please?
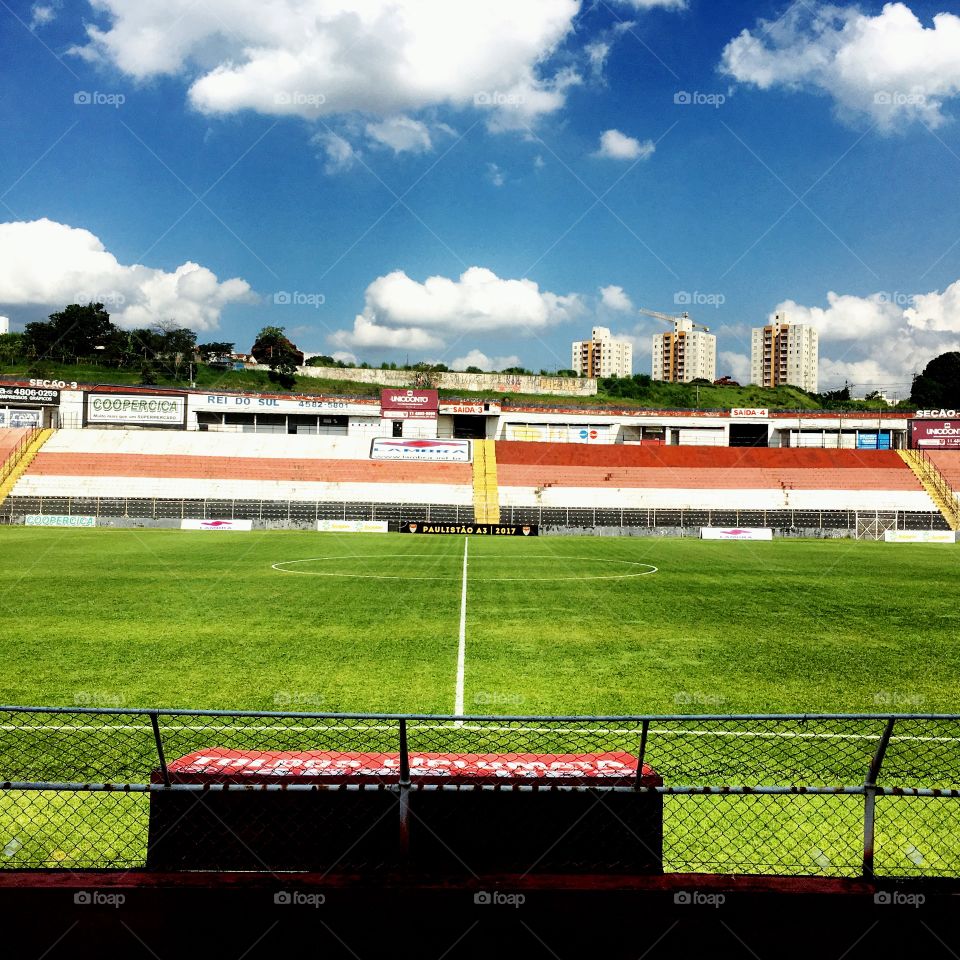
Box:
[0, 429, 55, 507]
[472, 439, 501, 524]
[899, 450, 960, 531]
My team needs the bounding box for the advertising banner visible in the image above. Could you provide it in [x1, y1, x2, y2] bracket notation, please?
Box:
[701, 527, 773, 541]
[371, 438, 471, 462]
[402, 522, 538, 536]
[87, 393, 187, 426]
[317, 520, 389, 533]
[0, 409, 42, 428]
[24, 514, 95, 527]
[0, 384, 60, 405]
[166, 749, 646, 784]
[180, 519, 253, 531]
[911, 419, 960, 449]
[380, 389, 439, 419]
[885, 530, 957, 543]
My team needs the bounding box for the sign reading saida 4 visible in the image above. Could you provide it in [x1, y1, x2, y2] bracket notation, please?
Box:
[86, 393, 187, 426]
[380, 389, 439, 420]
[403, 522, 538, 536]
[371, 438, 471, 463]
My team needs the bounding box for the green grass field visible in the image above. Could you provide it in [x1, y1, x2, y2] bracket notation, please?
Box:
[1, 528, 957, 714]
[2, 528, 959, 877]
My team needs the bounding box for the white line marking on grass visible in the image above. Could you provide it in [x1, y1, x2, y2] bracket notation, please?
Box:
[455, 537, 469, 720]
[6, 725, 959, 744]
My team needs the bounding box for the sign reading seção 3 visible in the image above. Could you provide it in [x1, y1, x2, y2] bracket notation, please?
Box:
[86, 393, 187, 426]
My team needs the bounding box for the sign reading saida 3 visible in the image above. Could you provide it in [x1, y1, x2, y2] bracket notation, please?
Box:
[402, 522, 538, 536]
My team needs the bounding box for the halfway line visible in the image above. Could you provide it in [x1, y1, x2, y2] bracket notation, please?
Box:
[455, 537, 469, 717]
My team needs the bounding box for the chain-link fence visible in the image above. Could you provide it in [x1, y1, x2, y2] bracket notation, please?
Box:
[1, 707, 958, 877]
[0, 496, 950, 533]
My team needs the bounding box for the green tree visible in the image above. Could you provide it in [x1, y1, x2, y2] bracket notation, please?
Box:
[251, 326, 304, 388]
[23, 302, 118, 361]
[911, 352, 960, 408]
[0, 332, 25, 365]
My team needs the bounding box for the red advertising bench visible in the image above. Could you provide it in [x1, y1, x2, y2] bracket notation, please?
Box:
[147, 750, 664, 874]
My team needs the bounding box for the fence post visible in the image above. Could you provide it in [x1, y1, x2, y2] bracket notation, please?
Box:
[634, 719, 650, 791]
[398, 718, 411, 860]
[149, 711, 170, 787]
[862, 717, 896, 880]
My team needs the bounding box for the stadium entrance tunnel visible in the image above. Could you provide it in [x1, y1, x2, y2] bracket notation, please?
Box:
[146, 750, 664, 874]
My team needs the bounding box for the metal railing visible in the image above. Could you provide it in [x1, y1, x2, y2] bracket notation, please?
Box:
[0, 496, 950, 532]
[910, 448, 960, 527]
[0, 427, 39, 490]
[1, 707, 959, 877]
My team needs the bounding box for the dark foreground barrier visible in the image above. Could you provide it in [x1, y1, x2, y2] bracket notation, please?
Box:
[146, 749, 664, 873]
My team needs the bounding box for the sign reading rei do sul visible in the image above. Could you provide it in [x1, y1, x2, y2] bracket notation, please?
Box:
[86, 393, 187, 426]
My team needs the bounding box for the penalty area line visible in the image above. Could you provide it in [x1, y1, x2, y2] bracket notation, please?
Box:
[455, 537, 469, 720]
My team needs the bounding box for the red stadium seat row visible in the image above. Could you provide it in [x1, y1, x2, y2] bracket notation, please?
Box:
[26, 453, 473, 486]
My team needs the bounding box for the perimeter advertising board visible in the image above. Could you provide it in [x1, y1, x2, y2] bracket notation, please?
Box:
[24, 514, 95, 527]
[317, 520, 389, 533]
[380, 389, 439, 420]
[885, 530, 957, 543]
[371, 438, 471, 462]
[87, 393, 187, 427]
[180, 519, 253, 531]
[402, 522, 538, 536]
[701, 527, 773, 541]
[911, 419, 960, 449]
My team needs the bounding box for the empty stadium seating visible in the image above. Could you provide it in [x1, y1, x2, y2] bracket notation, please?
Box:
[11, 431, 474, 506]
[494, 442, 939, 512]
[927, 452, 960, 497]
[0, 428, 31, 467]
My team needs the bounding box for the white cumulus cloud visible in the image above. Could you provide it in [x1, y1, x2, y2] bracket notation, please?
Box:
[594, 128, 656, 160]
[718, 350, 751, 383]
[771, 280, 960, 389]
[600, 284, 634, 311]
[721, 2, 960, 131]
[73, 0, 582, 128]
[0, 219, 253, 331]
[451, 349, 521, 372]
[313, 132, 358, 174]
[329, 266, 584, 352]
[365, 115, 433, 154]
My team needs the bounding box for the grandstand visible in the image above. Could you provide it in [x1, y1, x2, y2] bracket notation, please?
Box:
[1, 428, 953, 533]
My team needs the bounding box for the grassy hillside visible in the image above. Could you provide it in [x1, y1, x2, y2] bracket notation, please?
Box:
[0, 359, 905, 411]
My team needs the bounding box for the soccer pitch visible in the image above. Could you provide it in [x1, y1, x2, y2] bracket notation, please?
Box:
[1, 528, 958, 714]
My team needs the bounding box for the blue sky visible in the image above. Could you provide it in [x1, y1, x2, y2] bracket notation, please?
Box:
[1, 0, 960, 394]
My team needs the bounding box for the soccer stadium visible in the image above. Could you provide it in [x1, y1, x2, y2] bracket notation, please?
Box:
[1, 378, 960, 953]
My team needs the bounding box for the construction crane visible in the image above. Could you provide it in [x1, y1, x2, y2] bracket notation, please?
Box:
[638, 308, 710, 333]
